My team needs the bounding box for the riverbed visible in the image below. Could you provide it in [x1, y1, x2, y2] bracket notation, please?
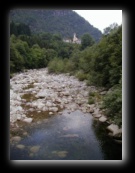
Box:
[10, 68, 122, 160]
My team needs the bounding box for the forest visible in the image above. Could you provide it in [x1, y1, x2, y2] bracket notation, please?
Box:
[10, 9, 102, 42]
[10, 21, 122, 126]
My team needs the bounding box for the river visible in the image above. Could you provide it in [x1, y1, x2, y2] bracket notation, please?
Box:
[10, 110, 122, 160]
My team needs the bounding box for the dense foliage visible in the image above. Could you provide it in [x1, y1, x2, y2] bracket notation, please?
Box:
[10, 21, 122, 126]
[10, 9, 102, 42]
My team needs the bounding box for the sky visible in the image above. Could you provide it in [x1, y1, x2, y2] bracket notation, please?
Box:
[73, 10, 122, 33]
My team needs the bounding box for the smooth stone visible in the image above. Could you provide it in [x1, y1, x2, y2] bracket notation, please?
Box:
[49, 107, 58, 112]
[30, 146, 40, 153]
[49, 112, 53, 115]
[107, 124, 121, 136]
[99, 116, 107, 122]
[23, 132, 28, 136]
[92, 113, 102, 118]
[16, 144, 25, 149]
[23, 118, 33, 123]
[51, 150, 68, 158]
[11, 136, 21, 142]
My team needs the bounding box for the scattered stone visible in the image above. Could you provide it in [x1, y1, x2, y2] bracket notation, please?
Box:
[49, 112, 53, 115]
[36, 90, 50, 98]
[16, 144, 25, 149]
[23, 132, 28, 136]
[30, 146, 40, 153]
[23, 118, 33, 123]
[62, 91, 70, 96]
[114, 130, 122, 138]
[99, 115, 107, 122]
[46, 101, 53, 107]
[49, 107, 58, 112]
[89, 108, 94, 113]
[92, 113, 102, 118]
[21, 114, 26, 118]
[11, 136, 21, 142]
[52, 150, 68, 158]
[107, 124, 122, 136]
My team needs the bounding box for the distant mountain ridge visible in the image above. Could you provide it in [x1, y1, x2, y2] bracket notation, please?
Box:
[10, 9, 102, 42]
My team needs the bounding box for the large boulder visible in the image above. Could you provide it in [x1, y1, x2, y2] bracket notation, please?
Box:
[107, 124, 122, 138]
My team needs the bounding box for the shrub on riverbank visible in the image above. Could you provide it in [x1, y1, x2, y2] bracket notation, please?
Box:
[102, 81, 122, 126]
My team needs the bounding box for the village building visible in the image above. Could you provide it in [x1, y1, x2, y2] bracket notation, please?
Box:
[72, 33, 81, 44]
[63, 33, 81, 44]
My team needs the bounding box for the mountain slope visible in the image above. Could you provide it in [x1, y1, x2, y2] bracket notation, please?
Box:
[10, 9, 102, 42]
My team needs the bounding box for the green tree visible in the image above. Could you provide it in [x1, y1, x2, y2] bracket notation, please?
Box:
[10, 43, 24, 72]
[103, 23, 118, 35]
[81, 33, 95, 50]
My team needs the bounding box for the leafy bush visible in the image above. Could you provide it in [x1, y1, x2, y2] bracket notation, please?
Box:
[89, 91, 95, 97]
[102, 83, 122, 126]
[48, 57, 66, 73]
[88, 98, 95, 104]
[75, 71, 88, 81]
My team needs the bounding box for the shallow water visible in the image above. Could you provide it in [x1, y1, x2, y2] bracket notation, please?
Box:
[10, 110, 122, 160]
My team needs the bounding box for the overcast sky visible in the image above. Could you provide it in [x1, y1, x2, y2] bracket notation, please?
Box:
[73, 10, 122, 33]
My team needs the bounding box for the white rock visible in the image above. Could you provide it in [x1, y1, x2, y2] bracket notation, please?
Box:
[11, 136, 21, 142]
[99, 116, 107, 122]
[42, 107, 48, 111]
[37, 104, 44, 109]
[107, 124, 121, 136]
[30, 146, 40, 153]
[16, 144, 25, 149]
[92, 113, 102, 118]
[17, 114, 22, 121]
[46, 101, 53, 107]
[16, 106, 23, 112]
[21, 114, 26, 118]
[49, 107, 58, 112]
[62, 91, 70, 96]
[36, 90, 50, 98]
[49, 112, 53, 115]
[23, 118, 33, 123]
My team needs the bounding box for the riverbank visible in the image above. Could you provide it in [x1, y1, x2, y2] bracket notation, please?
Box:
[10, 68, 122, 143]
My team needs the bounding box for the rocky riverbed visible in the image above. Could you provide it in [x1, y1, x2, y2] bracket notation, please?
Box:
[10, 68, 122, 144]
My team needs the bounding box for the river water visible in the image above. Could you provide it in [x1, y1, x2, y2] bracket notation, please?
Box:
[10, 110, 122, 160]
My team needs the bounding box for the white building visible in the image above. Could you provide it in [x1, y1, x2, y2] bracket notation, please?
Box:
[63, 33, 81, 44]
[73, 33, 81, 44]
